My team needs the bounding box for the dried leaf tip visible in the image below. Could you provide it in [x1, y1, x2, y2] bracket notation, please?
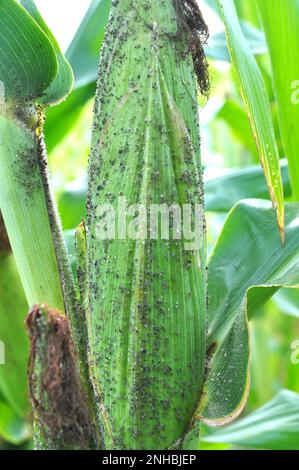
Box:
[174, 0, 210, 96]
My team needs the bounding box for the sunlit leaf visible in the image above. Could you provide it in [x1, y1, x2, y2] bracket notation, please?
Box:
[66, 0, 111, 88]
[0, 398, 30, 445]
[203, 389, 299, 450]
[0, 253, 29, 417]
[20, 0, 74, 106]
[0, 0, 57, 101]
[218, 0, 285, 240]
[207, 21, 267, 62]
[256, 0, 299, 201]
[202, 200, 299, 425]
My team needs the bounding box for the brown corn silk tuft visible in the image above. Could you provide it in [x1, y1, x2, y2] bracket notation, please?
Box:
[174, 0, 210, 96]
[26, 305, 94, 450]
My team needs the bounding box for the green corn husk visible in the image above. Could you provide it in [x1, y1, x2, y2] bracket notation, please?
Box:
[87, 0, 208, 449]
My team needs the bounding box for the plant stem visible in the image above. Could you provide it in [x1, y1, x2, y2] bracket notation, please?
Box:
[0, 103, 81, 325]
[0, 108, 65, 311]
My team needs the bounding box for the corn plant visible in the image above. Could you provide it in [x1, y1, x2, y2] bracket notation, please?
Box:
[0, 0, 299, 451]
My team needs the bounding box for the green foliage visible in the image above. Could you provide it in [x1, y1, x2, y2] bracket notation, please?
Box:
[203, 389, 299, 450]
[219, 0, 285, 239]
[0, 398, 30, 446]
[45, 0, 110, 152]
[205, 160, 291, 212]
[20, 0, 74, 105]
[203, 200, 299, 425]
[256, 0, 299, 201]
[0, 0, 57, 101]
[0, 253, 29, 417]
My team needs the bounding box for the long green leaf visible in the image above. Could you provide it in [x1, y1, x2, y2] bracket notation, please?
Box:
[0, 0, 57, 101]
[256, 0, 299, 201]
[66, 0, 111, 88]
[0, 252, 29, 417]
[218, 0, 285, 239]
[203, 390, 299, 450]
[216, 99, 259, 160]
[0, 398, 30, 446]
[20, 0, 74, 106]
[207, 21, 267, 62]
[201, 200, 299, 425]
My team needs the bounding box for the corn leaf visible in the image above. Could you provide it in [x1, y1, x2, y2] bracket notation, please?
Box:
[256, 0, 299, 201]
[216, 99, 259, 160]
[0, 252, 29, 417]
[207, 21, 267, 62]
[0, 398, 30, 445]
[218, 0, 285, 239]
[202, 200, 299, 425]
[274, 288, 299, 319]
[203, 389, 299, 450]
[205, 160, 291, 212]
[20, 0, 74, 106]
[0, 0, 57, 101]
[59, 178, 87, 230]
[66, 0, 111, 88]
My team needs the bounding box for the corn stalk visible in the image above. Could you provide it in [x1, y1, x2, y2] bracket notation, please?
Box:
[0, 0, 96, 449]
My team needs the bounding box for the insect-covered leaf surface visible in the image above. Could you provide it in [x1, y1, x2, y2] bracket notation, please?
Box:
[87, 0, 207, 450]
[0, 0, 57, 101]
[203, 200, 299, 425]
